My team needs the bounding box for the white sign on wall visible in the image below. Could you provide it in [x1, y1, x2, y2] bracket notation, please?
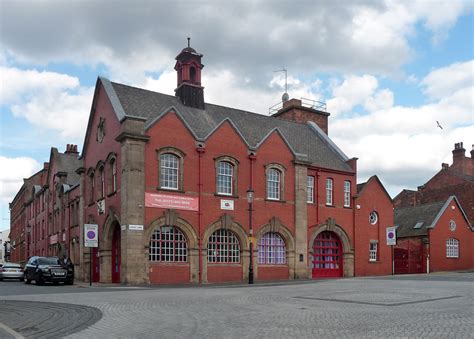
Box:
[84, 224, 99, 248]
[386, 226, 397, 246]
[129, 224, 144, 231]
[220, 200, 234, 210]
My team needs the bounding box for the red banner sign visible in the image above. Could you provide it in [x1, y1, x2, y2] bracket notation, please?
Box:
[145, 192, 199, 211]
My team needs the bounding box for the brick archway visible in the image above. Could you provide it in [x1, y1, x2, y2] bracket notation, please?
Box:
[309, 221, 354, 277]
[99, 212, 121, 283]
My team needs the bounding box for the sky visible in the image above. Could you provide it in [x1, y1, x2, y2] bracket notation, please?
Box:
[0, 0, 473, 232]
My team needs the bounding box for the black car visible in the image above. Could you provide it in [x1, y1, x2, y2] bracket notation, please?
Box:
[24, 256, 74, 285]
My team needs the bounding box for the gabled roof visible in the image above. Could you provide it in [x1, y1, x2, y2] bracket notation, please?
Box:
[47, 148, 82, 187]
[394, 196, 473, 238]
[94, 77, 353, 172]
[356, 175, 392, 201]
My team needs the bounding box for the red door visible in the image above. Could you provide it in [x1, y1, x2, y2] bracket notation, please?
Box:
[312, 231, 343, 278]
[92, 247, 100, 282]
[394, 239, 423, 274]
[112, 226, 121, 283]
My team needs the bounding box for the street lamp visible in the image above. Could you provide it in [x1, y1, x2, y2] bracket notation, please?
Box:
[246, 188, 254, 284]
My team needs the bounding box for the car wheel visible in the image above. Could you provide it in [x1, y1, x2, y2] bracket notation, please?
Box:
[36, 277, 44, 286]
[0, 278, 3, 281]
[66, 279, 74, 285]
[24, 275, 31, 284]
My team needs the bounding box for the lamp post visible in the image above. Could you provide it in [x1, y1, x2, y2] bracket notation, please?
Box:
[247, 188, 254, 284]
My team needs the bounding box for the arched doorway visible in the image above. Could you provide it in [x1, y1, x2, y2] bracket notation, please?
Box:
[312, 231, 343, 278]
[111, 225, 121, 283]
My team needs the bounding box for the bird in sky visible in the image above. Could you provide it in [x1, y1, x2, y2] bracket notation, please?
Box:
[436, 121, 443, 130]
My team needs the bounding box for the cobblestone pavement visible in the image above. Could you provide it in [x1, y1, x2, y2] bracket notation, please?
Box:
[0, 272, 473, 338]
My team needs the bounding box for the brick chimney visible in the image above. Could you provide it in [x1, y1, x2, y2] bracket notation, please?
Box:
[451, 142, 474, 175]
[452, 142, 465, 164]
[65, 144, 79, 155]
[272, 98, 330, 134]
[471, 144, 474, 159]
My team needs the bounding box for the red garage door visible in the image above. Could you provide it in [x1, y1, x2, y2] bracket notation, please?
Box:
[394, 239, 423, 274]
[312, 231, 343, 278]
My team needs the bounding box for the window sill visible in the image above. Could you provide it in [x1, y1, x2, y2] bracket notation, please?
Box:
[207, 263, 242, 266]
[325, 204, 335, 208]
[369, 260, 380, 263]
[265, 198, 286, 203]
[156, 188, 185, 194]
[214, 193, 238, 199]
[446, 257, 459, 259]
[343, 206, 351, 209]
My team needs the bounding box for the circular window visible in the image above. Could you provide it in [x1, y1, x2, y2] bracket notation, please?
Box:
[369, 211, 378, 225]
[449, 220, 456, 232]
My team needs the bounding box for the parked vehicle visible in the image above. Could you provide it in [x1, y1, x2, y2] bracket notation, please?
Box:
[24, 256, 74, 285]
[0, 262, 24, 281]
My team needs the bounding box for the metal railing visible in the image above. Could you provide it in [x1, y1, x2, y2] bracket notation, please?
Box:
[269, 97, 327, 115]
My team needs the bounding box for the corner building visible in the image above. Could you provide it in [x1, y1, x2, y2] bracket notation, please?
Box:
[80, 45, 362, 284]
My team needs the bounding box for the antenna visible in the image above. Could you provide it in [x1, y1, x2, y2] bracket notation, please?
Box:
[187, 37, 191, 48]
[274, 68, 288, 101]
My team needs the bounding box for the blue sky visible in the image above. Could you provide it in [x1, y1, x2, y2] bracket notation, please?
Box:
[1, 0, 473, 232]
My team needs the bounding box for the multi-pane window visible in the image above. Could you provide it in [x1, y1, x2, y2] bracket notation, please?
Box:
[267, 168, 281, 200]
[207, 229, 240, 263]
[369, 242, 378, 261]
[258, 232, 286, 264]
[326, 178, 333, 205]
[344, 181, 351, 207]
[217, 161, 233, 195]
[307, 176, 314, 203]
[149, 226, 187, 262]
[446, 238, 459, 258]
[160, 153, 179, 189]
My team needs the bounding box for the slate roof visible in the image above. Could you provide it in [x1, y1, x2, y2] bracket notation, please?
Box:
[108, 81, 353, 172]
[394, 200, 446, 237]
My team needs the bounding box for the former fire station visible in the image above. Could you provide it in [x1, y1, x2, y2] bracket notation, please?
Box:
[8, 44, 472, 284]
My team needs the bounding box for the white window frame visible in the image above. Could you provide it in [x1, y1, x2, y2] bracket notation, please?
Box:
[267, 168, 281, 200]
[217, 161, 233, 195]
[326, 178, 333, 205]
[149, 226, 187, 262]
[446, 238, 459, 258]
[344, 180, 351, 207]
[307, 176, 314, 203]
[369, 242, 378, 262]
[160, 153, 179, 190]
[258, 232, 286, 264]
[207, 229, 241, 263]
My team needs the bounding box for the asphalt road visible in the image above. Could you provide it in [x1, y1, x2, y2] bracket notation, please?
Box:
[0, 272, 473, 338]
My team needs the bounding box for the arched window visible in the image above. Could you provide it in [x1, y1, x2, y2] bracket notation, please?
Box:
[190, 66, 196, 83]
[207, 229, 240, 263]
[107, 156, 117, 194]
[99, 166, 105, 199]
[88, 171, 95, 204]
[267, 168, 281, 200]
[160, 153, 179, 189]
[258, 232, 286, 264]
[149, 226, 187, 262]
[217, 161, 233, 195]
[446, 238, 459, 258]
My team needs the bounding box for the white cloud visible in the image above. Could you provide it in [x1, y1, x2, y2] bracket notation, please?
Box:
[0, 156, 40, 205]
[420, 60, 474, 100]
[1, 66, 93, 140]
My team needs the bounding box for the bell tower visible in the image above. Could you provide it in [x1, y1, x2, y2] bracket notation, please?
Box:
[174, 38, 205, 109]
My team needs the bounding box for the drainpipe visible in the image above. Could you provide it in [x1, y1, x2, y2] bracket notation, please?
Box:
[315, 169, 320, 224]
[352, 195, 356, 277]
[196, 146, 205, 283]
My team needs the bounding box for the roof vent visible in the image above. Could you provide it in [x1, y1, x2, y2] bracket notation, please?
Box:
[413, 221, 424, 229]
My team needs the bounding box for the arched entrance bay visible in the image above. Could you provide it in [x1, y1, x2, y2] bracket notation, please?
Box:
[312, 231, 343, 278]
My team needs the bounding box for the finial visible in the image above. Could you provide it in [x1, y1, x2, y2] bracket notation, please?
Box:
[187, 37, 190, 48]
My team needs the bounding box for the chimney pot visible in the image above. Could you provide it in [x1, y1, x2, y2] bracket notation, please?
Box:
[441, 163, 449, 170]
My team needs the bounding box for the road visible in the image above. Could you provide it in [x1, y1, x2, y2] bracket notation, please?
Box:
[0, 272, 473, 338]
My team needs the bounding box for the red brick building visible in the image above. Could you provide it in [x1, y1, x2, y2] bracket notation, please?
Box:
[394, 142, 474, 226]
[10, 44, 398, 284]
[394, 196, 473, 274]
[354, 175, 393, 276]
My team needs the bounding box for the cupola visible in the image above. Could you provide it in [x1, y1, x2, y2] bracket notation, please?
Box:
[174, 38, 205, 109]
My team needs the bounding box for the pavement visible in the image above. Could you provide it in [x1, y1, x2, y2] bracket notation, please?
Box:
[0, 272, 473, 338]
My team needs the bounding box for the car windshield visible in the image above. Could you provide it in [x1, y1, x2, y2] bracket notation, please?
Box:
[38, 257, 60, 265]
[3, 264, 21, 268]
